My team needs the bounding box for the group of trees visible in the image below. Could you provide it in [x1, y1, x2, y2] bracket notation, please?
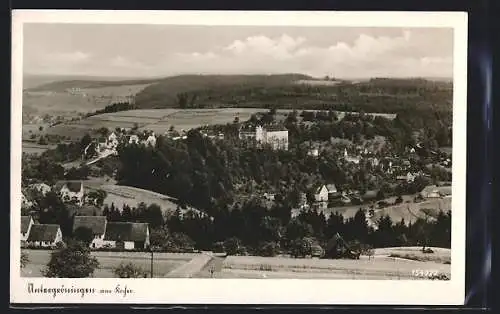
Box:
[134, 76, 452, 114]
[86, 102, 137, 118]
[96, 198, 451, 257]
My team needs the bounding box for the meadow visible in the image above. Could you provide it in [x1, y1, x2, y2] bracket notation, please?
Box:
[42, 108, 396, 140]
[219, 246, 450, 280]
[21, 249, 197, 278]
[22, 83, 150, 118]
[21, 247, 450, 279]
[83, 183, 203, 217]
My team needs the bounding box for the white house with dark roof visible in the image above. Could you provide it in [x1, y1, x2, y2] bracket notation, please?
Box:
[26, 224, 63, 248]
[55, 181, 84, 205]
[314, 185, 329, 203]
[73, 216, 107, 249]
[103, 222, 150, 250]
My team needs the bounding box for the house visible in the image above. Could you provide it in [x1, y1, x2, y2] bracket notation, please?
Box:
[21, 216, 34, 245]
[103, 222, 150, 250]
[55, 181, 85, 205]
[73, 216, 107, 249]
[144, 133, 157, 147]
[107, 132, 119, 149]
[314, 185, 329, 203]
[128, 135, 140, 145]
[26, 224, 63, 248]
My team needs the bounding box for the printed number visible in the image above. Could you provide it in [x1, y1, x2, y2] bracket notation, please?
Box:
[412, 269, 439, 278]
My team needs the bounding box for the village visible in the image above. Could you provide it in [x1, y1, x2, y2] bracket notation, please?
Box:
[20, 109, 452, 255]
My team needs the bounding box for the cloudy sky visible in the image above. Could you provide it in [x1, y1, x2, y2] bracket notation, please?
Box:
[23, 24, 453, 79]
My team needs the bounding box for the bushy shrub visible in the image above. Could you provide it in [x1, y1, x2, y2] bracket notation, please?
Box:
[113, 262, 149, 278]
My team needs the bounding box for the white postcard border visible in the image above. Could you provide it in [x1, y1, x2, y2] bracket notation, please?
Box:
[10, 10, 468, 305]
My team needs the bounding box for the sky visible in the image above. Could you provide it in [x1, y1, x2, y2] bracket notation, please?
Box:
[23, 24, 454, 79]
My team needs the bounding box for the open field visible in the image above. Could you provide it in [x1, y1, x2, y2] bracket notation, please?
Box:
[42, 108, 396, 140]
[22, 83, 150, 118]
[374, 246, 451, 264]
[22, 141, 56, 155]
[21, 246, 450, 279]
[21, 249, 197, 278]
[320, 195, 451, 225]
[219, 248, 450, 279]
[83, 183, 202, 216]
[295, 79, 343, 86]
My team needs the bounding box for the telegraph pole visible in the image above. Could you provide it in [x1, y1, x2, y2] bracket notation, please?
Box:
[150, 248, 154, 278]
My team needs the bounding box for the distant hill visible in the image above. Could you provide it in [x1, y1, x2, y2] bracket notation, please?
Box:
[23, 74, 157, 90]
[24, 74, 453, 113]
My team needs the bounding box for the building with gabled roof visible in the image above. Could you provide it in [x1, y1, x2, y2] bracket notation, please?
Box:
[73, 216, 107, 249]
[54, 181, 84, 205]
[26, 224, 63, 248]
[103, 222, 150, 250]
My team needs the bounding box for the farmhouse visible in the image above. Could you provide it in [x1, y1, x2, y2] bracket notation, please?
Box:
[55, 181, 85, 205]
[73, 216, 107, 249]
[21, 216, 34, 246]
[26, 224, 63, 248]
[103, 222, 150, 250]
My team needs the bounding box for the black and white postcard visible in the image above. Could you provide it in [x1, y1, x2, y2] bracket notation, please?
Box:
[11, 10, 467, 305]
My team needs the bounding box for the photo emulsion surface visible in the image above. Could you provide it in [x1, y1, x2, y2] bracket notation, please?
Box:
[11, 11, 467, 305]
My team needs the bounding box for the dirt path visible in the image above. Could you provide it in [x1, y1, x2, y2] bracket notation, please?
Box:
[196, 256, 226, 278]
[165, 253, 214, 278]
